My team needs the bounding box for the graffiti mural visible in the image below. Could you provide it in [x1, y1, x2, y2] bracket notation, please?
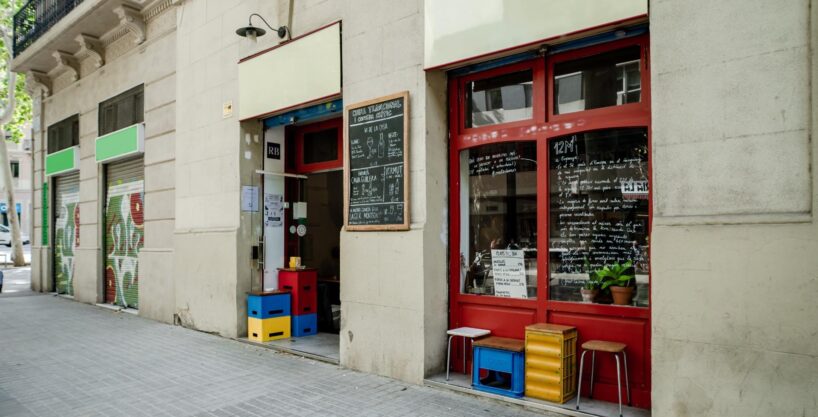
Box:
[54, 192, 79, 295]
[105, 181, 144, 308]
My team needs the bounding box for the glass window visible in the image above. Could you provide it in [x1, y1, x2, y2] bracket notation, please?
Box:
[10, 161, 19, 178]
[466, 70, 533, 128]
[47, 114, 79, 153]
[554, 46, 641, 115]
[548, 128, 649, 306]
[99, 85, 144, 136]
[303, 128, 339, 165]
[459, 142, 537, 299]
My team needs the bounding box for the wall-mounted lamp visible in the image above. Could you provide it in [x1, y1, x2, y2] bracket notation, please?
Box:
[235, 13, 291, 41]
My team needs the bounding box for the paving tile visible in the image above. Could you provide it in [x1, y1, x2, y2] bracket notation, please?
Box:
[0, 278, 557, 417]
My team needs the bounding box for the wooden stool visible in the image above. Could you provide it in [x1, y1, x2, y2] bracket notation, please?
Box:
[472, 336, 525, 398]
[446, 327, 491, 380]
[576, 340, 631, 417]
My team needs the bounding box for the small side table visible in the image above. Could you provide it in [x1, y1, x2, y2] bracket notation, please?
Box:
[446, 327, 491, 380]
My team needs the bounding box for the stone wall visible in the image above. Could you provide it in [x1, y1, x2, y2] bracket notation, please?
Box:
[650, 0, 818, 415]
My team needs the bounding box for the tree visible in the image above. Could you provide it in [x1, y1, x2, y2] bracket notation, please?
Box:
[0, 0, 32, 267]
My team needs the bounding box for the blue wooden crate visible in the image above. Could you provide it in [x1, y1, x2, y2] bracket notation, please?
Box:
[292, 313, 317, 337]
[472, 344, 525, 398]
[247, 292, 291, 319]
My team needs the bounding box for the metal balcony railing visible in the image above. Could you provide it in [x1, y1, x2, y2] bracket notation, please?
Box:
[13, 0, 84, 57]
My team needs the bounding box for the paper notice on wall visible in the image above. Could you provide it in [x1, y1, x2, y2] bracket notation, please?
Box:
[241, 186, 259, 212]
[264, 194, 284, 227]
[491, 249, 527, 299]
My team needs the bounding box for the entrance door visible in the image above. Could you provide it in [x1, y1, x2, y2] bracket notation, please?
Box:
[104, 157, 144, 308]
[289, 118, 343, 333]
[53, 172, 80, 295]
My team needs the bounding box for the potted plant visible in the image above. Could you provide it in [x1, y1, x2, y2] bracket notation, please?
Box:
[580, 258, 600, 302]
[597, 260, 636, 306]
[580, 278, 599, 303]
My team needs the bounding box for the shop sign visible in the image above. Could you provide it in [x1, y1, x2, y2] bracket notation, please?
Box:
[45, 146, 80, 177]
[0, 202, 21, 213]
[95, 124, 145, 164]
[266, 142, 281, 160]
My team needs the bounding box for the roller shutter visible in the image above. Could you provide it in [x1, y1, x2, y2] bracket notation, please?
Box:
[53, 172, 80, 295]
[104, 157, 144, 308]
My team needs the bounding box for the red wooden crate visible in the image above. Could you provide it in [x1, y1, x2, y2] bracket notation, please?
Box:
[278, 268, 317, 316]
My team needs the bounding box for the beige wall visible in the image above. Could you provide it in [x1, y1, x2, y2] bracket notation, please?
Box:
[173, 0, 281, 338]
[651, 0, 818, 416]
[272, 0, 449, 383]
[28, 5, 178, 316]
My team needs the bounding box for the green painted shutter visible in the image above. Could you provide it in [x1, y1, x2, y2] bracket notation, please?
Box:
[41, 183, 48, 245]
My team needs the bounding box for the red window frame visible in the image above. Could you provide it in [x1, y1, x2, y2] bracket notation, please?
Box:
[294, 118, 343, 173]
[448, 34, 652, 408]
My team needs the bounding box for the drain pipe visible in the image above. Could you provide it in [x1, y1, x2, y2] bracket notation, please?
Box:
[286, 0, 294, 40]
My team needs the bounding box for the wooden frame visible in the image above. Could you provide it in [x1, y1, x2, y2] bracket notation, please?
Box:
[343, 91, 410, 231]
[447, 34, 653, 408]
[294, 118, 344, 173]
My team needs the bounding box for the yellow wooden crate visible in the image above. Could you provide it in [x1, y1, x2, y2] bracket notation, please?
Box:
[525, 323, 577, 403]
[248, 316, 291, 342]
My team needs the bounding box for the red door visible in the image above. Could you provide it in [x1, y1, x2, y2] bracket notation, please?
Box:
[448, 35, 652, 408]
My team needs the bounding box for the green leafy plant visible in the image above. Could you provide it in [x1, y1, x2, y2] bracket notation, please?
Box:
[597, 261, 635, 290]
[582, 257, 601, 290]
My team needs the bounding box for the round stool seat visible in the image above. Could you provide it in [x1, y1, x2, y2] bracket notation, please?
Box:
[581, 340, 626, 353]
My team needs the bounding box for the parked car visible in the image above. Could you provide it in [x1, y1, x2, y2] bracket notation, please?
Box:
[0, 224, 29, 247]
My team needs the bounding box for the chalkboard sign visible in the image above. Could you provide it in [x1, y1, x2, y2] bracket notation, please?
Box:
[344, 91, 409, 231]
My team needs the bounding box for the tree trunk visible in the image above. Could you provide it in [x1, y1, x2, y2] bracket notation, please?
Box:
[0, 128, 25, 266]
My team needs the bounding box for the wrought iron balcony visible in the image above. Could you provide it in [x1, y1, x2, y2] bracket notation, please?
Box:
[13, 0, 84, 57]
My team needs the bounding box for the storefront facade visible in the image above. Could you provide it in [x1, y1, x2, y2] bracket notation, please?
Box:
[446, 32, 652, 407]
[18, 0, 818, 415]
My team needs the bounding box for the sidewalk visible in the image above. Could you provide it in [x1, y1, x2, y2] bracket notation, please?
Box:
[0, 284, 558, 417]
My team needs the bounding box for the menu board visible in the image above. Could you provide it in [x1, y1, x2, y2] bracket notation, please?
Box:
[491, 249, 528, 299]
[548, 129, 650, 288]
[344, 91, 409, 230]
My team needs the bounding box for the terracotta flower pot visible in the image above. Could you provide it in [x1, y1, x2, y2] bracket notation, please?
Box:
[610, 286, 635, 305]
[580, 288, 598, 303]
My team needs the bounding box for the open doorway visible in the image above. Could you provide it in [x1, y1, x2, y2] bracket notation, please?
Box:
[298, 170, 343, 333]
[260, 117, 343, 362]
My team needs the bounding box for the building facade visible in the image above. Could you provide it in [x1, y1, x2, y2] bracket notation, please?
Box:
[15, 0, 818, 416]
[1, 137, 33, 237]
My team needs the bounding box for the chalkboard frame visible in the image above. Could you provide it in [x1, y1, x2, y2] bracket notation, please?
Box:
[343, 91, 410, 231]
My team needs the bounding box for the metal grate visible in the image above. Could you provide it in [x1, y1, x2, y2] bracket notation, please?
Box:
[13, 0, 85, 57]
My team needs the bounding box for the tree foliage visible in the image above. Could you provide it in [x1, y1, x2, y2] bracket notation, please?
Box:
[0, 0, 31, 143]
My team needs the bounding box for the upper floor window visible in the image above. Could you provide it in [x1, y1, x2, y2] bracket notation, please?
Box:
[10, 161, 19, 178]
[47, 114, 79, 153]
[99, 85, 144, 136]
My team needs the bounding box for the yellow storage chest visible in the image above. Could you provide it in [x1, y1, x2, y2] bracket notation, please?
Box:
[524, 323, 577, 403]
[248, 316, 291, 342]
